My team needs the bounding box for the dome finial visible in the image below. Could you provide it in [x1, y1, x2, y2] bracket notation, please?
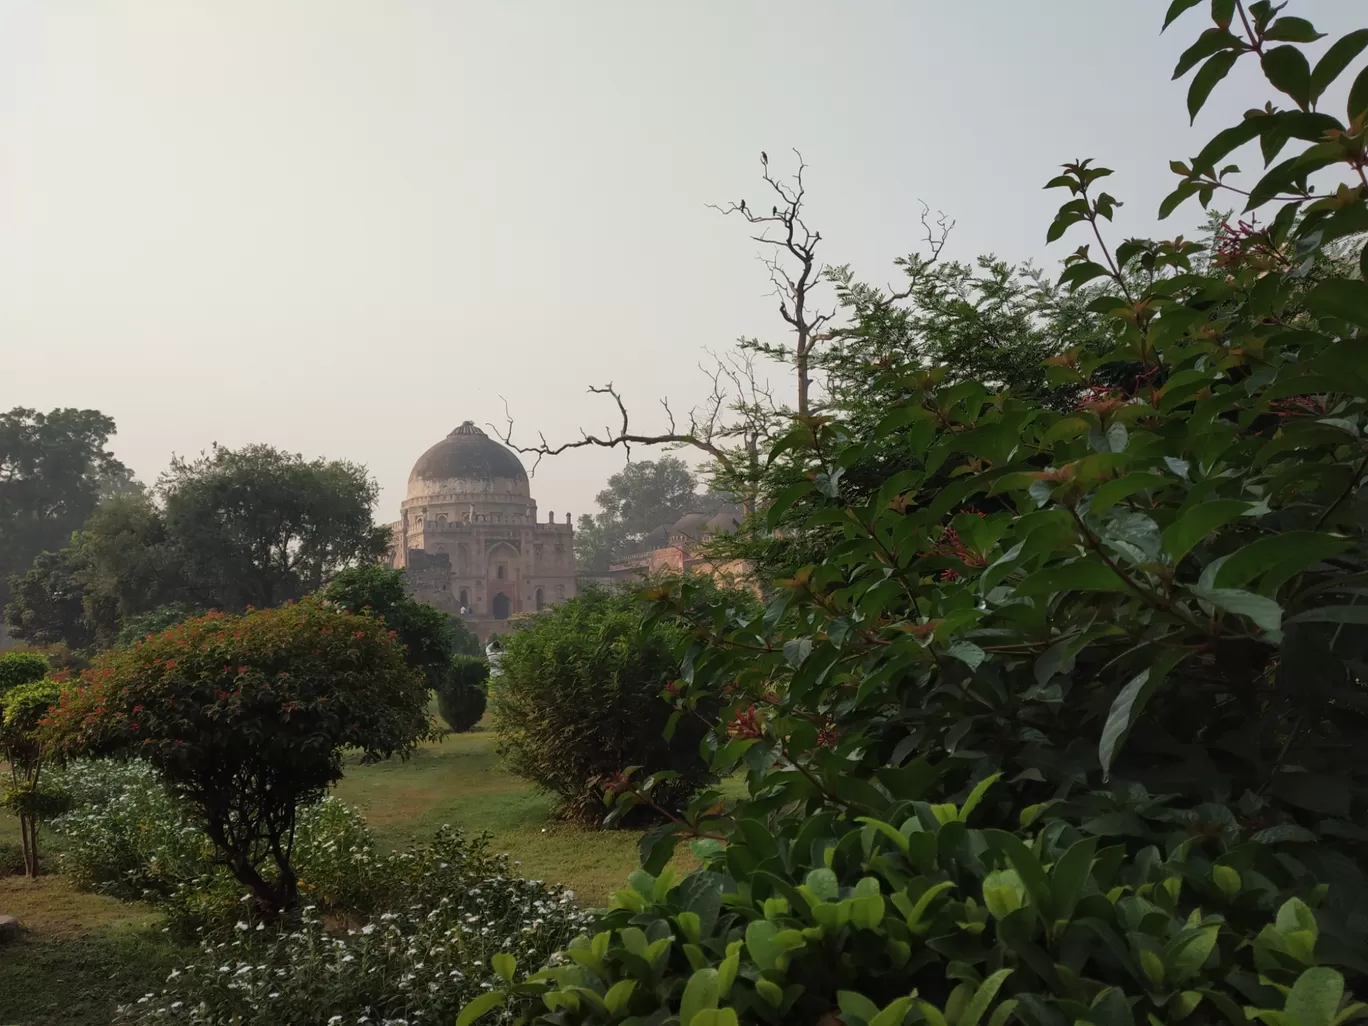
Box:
[449, 421, 485, 437]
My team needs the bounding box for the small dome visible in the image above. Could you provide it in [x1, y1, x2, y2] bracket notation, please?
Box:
[670, 512, 711, 540]
[408, 422, 530, 500]
[705, 507, 742, 535]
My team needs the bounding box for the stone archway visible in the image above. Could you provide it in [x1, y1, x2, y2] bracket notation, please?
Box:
[492, 592, 512, 620]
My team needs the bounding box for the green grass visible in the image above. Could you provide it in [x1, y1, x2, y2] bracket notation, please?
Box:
[0, 875, 179, 1026]
[333, 722, 648, 905]
[0, 718, 653, 1023]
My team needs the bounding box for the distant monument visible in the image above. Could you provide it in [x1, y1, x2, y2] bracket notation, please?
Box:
[389, 421, 576, 642]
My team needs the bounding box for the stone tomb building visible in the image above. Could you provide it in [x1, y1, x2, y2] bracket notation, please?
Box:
[389, 422, 576, 641]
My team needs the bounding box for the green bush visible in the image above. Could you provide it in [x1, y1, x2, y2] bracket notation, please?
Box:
[438, 653, 490, 732]
[491, 587, 717, 825]
[0, 676, 66, 874]
[474, 783, 1368, 1026]
[0, 650, 48, 694]
[46, 601, 431, 914]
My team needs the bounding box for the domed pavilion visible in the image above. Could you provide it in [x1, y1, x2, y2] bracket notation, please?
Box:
[389, 422, 576, 640]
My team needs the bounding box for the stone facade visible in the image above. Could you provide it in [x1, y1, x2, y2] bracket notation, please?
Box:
[583, 503, 758, 596]
[389, 422, 576, 642]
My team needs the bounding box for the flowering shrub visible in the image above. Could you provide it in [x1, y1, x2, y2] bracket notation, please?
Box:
[114, 830, 593, 1026]
[50, 758, 382, 928]
[45, 600, 432, 913]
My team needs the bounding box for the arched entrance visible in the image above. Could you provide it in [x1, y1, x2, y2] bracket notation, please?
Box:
[492, 592, 512, 620]
[535, 587, 545, 610]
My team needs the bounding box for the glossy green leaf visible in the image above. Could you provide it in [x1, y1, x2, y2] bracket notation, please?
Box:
[1285, 967, 1345, 1026]
[1050, 836, 1099, 925]
[961, 969, 1016, 1026]
[1262, 45, 1313, 108]
[455, 991, 505, 1026]
[1311, 28, 1368, 103]
[1174, 28, 1242, 79]
[1192, 587, 1283, 632]
[679, 968, 721, 1026]
[1214, 531, 1350, 591]
[491, 952, 516, 982]
[1099, 648, 1185, 778]
[1161, 500, 1250, 563]
[1190, 50, 1241, 121]
[1163, 0, 1204, 30]
[1285, 605, 1368, 625]
[1263, 17, 1325, 43]
[689, 1009, 739, 1026]
[1305, 280, 1368, 331]
[1351, 64, 1368, 119]
[1016, 560, 1131, 596]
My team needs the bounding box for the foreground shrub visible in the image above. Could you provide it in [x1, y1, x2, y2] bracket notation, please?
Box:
[492, 587, 715, 824]
[438, 653, 489, 733]
[45, 600, 432, 913]
[115, 829, 593, 1026]
[476, 784, 1368, 1026]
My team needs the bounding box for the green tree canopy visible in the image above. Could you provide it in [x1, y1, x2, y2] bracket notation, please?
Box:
[575, 456, 724, 570]
[159, 443, 390, 611]
[0, 407, 133, 619]
[322, 563, 481, 689]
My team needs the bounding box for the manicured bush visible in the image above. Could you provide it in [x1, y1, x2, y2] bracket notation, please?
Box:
[0, 677, 67, 875]
[0, 650, 48, 694]
[44, 600, 431, 913]
[491, 588, 716, 825]
[114, 829, 593, 1026]
[437, 653, 489, 733]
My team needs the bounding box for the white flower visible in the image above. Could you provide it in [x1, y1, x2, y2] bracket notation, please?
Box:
[234, 921, 249, 932]
[361, 923, 376, 935]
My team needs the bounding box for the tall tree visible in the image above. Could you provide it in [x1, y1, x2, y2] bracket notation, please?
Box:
[574, 456, 720, 571]
[160, 443, 389, 611]
[0, 408, 131, 618]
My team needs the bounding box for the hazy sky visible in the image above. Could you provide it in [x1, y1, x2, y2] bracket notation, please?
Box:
[2, 1, 1362, 523]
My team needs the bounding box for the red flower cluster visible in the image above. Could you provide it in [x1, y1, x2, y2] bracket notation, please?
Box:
[728, 705, 763, 740]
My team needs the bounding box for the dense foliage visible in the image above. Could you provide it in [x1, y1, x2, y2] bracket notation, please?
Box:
[0, 406, 133, 624]
[439, 652, 490, 733]
[4, 443, 392, 652]
[323, 563, 482, 684]
[491, 588, 716, 824]
[467, 3, 1368, 1023]
[45, 601, 431, 913]
[161, 442, 391, 610]
[0, 649, 50, 693]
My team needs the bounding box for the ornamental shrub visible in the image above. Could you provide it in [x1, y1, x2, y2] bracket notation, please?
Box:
[438, 653, 490, 733]
[44, 600, 432, 913]
[0, 649, 48, 694]
[491, 587, 718, 825]
[0, 677, 67, 875]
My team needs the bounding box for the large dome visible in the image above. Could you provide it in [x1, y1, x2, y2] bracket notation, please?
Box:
[407, 422, 530, 501]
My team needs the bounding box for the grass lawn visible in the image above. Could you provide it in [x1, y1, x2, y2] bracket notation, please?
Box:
[333, 722, 648, 905]
[0, 875, 178, 1026]
[0, 717, 650, 1024]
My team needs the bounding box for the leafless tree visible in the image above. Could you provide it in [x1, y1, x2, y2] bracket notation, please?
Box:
[493, 152, 835, 514]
